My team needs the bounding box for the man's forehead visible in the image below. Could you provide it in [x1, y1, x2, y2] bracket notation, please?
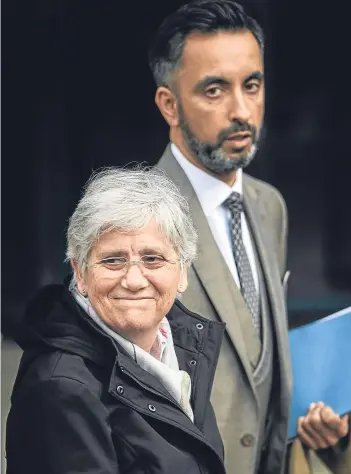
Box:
[181, 30, 262, 69]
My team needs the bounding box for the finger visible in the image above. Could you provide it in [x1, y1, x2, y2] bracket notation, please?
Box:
[321, 407, 349, 440]
[302, 411, 331, 448]
[300, 413, 330, 449]
[297, 417, 319, 450]
[313, 401, 325, 411]
[320, 406, 341, 430]
[306, 406, 327, 433]
[301, 404, 343, 448]
[307, 401, 324, 415]
[340, 414, 350, 437]
[341, 414, 349, 427]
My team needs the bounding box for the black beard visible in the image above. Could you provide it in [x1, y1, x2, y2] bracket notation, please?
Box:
[178, 101, 259, 175]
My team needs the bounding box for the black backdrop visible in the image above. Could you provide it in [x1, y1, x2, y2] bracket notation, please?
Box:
[2, 1, 351, 337]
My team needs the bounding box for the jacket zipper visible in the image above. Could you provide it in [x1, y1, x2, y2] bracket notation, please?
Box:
[78, 307, 224, 471]
[119, 365, 185, 413]
[117, 366, 225, 473]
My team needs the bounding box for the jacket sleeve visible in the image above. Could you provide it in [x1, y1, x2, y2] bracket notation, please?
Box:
[317, 413, 351, 474]
[287, 416, 351, 474]
[6, 376, 118, 474]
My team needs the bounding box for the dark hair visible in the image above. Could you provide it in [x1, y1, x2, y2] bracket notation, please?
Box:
[148, 0, 264, 88]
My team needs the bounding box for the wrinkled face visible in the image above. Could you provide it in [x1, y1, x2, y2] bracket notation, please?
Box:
[175, 30, 264, 174]
[73, 220, 188, 339]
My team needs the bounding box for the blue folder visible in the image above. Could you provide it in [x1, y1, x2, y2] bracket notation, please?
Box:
[288, 306, 351, 439]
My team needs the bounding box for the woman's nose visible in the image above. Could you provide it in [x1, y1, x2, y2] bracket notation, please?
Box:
[120, 263, 149, 290]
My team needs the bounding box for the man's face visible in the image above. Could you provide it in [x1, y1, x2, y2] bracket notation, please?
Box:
[175, 30, 264, 174]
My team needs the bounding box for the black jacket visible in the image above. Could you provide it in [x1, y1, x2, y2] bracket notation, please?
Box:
[6, 283, 227, 474]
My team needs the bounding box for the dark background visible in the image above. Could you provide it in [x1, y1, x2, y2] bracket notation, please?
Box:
[2, 0, 351, 338]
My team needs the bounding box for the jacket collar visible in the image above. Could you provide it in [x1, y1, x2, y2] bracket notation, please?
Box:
[19, 280, 225, 403]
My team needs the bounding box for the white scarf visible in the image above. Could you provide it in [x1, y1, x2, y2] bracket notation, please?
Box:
[69, 281, 194, 422]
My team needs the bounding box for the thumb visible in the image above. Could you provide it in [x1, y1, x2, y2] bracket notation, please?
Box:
[341, 414, 349, 427]
[339, 414, 349, 438]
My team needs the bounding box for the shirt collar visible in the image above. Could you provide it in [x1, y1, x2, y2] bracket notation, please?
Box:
[171, 143, 243, 216]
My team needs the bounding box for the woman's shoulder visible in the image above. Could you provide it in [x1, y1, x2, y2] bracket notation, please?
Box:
[12, 347, 105, 404]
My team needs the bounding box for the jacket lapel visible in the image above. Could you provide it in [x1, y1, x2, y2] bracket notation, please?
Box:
[157, 146, 259, 397]
[243, 176, 292, 405]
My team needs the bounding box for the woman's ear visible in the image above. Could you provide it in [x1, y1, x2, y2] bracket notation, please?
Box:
[71, 260, 87, 296]
[155, 86, 180, 127]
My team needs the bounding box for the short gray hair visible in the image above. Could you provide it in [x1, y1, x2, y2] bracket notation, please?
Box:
[66, 165, 198, 273]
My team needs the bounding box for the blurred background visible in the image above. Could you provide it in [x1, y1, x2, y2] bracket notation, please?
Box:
[2, 0, 351, 466]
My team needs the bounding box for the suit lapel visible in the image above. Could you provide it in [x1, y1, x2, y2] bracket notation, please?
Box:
[157, 146, 259, 396]
[243, 176, 291, 398]
[243, 178, 277, 311]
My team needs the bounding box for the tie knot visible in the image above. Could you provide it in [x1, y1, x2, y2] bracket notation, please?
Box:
[223, 192, 243, 213]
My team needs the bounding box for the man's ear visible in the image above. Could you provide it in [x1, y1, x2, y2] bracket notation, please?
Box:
[155, 86, 180, 127]
[71, 259, 87, 295]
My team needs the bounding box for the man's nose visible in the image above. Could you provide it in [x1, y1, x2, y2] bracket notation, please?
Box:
[120, 263, 149, 291]
[228, 90, 251, 124]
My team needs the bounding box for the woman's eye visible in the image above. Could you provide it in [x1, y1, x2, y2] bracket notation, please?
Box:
[103, 258, 126, 266]
[143, 255, 163, 263]
[142, 256, 167, 268]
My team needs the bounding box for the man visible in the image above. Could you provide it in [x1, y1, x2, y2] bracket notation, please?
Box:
[149, 1, 350, 473]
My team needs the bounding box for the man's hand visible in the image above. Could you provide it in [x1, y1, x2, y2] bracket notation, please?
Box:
[297, 402, 349, 450]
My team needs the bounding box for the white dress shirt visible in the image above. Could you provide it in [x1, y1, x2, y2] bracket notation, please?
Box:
[171, 143, 259, 293]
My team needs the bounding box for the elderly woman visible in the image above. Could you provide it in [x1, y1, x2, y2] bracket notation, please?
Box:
[6, 167, 226, 474]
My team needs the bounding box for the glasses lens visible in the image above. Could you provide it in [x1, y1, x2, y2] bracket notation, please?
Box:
[141, 255, 167, 270]
[101, 257, 127, 271]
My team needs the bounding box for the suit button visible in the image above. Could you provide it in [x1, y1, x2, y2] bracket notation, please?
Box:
[240, 434, 255, 447]
[116, 385, 124, 394]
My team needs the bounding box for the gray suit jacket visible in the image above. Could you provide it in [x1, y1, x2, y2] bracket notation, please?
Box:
[157, 145, 292, 474]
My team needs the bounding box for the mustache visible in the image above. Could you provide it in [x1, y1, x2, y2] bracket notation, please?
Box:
[217, 121, 257, 145]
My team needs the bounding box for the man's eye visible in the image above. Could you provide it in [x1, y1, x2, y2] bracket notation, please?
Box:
[205, 87, 222, 98]
[245, 82, 260, 92]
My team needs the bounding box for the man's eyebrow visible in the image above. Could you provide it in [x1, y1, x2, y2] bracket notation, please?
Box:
[194, 75, 230, 92]
[245, 71, 264, 82]
[194, 72, 264, 92]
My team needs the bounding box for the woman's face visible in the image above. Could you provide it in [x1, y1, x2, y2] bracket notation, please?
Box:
[73, 219, 188, 342]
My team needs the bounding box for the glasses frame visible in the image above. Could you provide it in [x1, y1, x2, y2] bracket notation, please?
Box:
[84, 255, 181, 273]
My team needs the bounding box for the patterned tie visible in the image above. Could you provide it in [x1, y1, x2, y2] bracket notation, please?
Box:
[223, 192, 261, 337]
